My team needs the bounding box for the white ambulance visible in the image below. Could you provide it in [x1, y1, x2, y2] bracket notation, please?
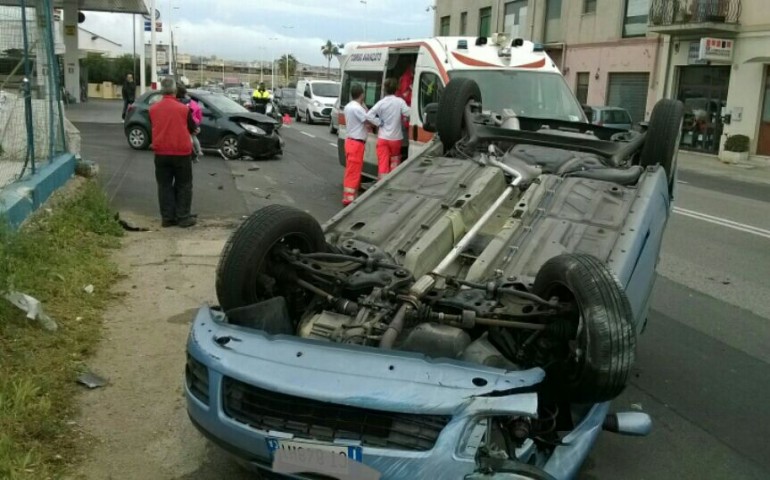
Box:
[336, 35, 585, 178]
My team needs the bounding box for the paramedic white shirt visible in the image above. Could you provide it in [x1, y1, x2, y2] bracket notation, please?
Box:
[366, 95, 410, 141]
[343, 100, 368, 141]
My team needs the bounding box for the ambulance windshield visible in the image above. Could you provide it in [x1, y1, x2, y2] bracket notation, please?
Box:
[449, 70, 586, 122]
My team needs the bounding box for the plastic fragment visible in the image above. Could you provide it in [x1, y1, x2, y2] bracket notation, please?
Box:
[84, 284, 95, 294]
[4, 291, 58, 331]
[76, 371, 108, 389]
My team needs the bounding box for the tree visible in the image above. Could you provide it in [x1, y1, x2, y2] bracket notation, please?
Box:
[321, 40, 340, 79]
[275, 54, 297, 82]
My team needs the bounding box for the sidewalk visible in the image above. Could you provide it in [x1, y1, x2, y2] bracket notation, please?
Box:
[678, 150, 770, 186]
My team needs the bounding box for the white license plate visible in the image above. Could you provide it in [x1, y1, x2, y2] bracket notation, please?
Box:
[266, 437, 363, 463]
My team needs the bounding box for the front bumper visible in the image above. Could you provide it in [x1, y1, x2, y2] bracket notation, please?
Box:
[237, 131, 283, 158]
[308, 105, 333, 122]
[185, 306, 606, 479]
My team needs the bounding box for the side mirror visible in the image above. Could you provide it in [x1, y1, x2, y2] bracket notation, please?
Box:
[202, 109, 214, 118]
[422, 103, 439, 133]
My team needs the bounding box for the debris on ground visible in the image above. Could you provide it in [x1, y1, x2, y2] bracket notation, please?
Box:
[248, 166, 260, 171]
[76, 371, 108, 389]
[83, 284, 95, 294]
[114, 213, 150, 232]
[4, 291, 58, 331]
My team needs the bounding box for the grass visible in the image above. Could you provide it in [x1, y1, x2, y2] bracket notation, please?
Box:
[0, 180, 123, 480]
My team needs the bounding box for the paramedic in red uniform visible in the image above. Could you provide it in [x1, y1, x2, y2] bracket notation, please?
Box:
[149, 77, 198, 228]
[342, 84, 368, 206]
[366, 78, 410, 179]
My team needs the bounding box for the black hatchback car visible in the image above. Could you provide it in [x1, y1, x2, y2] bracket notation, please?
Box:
[274, 88, 297, 116]
[124, 89, 282, 159]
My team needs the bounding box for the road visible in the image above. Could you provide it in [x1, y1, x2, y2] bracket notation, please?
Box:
[76, 115, 770, 479]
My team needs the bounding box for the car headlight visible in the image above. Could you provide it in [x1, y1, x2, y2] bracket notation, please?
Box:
[240, 123, 266, 136]
[312, 100, 322, 107]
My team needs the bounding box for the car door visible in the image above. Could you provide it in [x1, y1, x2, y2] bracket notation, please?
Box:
[192, 97, 221, 147]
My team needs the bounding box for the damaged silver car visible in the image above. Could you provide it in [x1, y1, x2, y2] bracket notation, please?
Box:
[186, 76, 684, 479]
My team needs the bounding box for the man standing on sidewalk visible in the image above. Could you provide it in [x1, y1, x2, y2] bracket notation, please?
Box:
[342, 84, 368, 206]
[121, 73, 136, 120]
[366, 78, 410, 179]
[149, 77, 197, 228]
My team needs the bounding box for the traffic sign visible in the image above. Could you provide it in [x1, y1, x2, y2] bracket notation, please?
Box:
[142, 9, 161, 21]
[144, 21, 162, 32]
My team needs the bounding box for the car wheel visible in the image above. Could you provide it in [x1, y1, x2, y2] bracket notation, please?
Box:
[306, 109, 314, 125]
[216, 205, 327, 313]
[295, 108, 301, 122]
[220, 134, 240, 160]
[437, 77, 481, 153]
[532, 253, 636, 404]
[330, 121, 338, 135]
[126, 125, 149, 150]
[639, 99, 684, 195]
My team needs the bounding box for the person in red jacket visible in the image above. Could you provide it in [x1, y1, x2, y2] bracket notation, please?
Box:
[149, 77, 198, 228]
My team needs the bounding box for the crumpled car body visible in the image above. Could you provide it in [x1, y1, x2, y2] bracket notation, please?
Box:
[186, 82, 678, 479]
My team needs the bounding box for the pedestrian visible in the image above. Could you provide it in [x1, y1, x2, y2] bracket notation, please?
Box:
[149, 77, 198, 228]
[252, 81, 270, 114]
[341, 83, 368, 206]
[176, 84, 204, 163]
[121, 73, 136, 120]
[366, 78, 410, 179]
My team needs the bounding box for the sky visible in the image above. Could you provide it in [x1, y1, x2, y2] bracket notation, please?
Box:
[82, 0, 434, 66]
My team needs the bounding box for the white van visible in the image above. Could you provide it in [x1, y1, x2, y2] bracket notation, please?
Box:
[336, 35, 582, 177]
[295, 79, 341, 125]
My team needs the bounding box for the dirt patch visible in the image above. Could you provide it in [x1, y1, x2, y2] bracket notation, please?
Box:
[69, 217, 249, 480]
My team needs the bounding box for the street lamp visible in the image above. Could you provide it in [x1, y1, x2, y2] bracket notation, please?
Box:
[282, 25, 293, 85]
[268, 36, 279, 89]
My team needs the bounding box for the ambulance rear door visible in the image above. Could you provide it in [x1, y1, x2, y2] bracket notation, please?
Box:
[409, 43, 447, 158]
[338, 47, 388, 178]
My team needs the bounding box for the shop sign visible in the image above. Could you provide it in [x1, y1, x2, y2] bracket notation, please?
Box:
[688, 42, 707, 65]
[699, 37, 734, 63]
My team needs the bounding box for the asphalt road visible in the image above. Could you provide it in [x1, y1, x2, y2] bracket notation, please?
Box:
[76, 116, 770, 479]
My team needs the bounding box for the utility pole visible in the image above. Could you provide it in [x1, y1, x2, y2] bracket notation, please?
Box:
[282, 25, 293, 85]
[150, 0, 158, 88]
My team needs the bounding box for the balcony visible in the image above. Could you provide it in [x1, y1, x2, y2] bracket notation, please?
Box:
[648, 0, 741, 36]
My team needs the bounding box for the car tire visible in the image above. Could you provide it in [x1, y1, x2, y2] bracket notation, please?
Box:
[220, 134, 240, 160]
[533, 253, 636, 404]
[126, 125, 150, 150]
[216, 205, 327, 313]
[330, 121, 337, 135]
[437, 77, 482, 152]
[639, 99, 684, 195]
[295, 108, 301, 122]
[306, 108, 314, 125]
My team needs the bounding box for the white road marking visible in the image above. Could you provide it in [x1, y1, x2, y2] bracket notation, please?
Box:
[329, 142, 337, 147]
[301, 131, 315, 138]
[676, 180, 689, 184]
[673, 207, 770, 240]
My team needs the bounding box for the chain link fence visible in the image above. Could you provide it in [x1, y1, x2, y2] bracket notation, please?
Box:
[0, 0, 67, 189]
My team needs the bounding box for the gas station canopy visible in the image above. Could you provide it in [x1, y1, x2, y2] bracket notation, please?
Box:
[0, 0, 148, 14]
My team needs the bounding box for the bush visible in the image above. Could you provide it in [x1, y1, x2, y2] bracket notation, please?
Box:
[724, 134, 750, 152]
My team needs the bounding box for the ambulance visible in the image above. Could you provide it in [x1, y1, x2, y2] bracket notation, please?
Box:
[336, 35, 585, 177]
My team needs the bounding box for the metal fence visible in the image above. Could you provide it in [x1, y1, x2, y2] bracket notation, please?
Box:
[0, 0, 67, 189]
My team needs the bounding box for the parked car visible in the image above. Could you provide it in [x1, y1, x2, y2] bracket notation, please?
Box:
[224, 87, 242, 103]
[295, 79, 339, 124]
[124, 90, 283, 160]
[185, 76, 684, 478]
[584, 106, 634, 130]
[274, 87, 297, 116]
[329, 97, 340, 134]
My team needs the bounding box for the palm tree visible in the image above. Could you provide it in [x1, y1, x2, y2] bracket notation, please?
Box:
[321, 40, 341, 79]
[276, 54, 297, 84]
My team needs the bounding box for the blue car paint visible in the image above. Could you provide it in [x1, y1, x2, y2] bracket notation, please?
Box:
[186, 167, 673, 479]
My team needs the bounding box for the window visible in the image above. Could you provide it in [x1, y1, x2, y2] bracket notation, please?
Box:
[449, 70, 584, 122]
[584, 0, 597, 14]
[418, 72, 444, 119]
[460, 12, 468, 35]
[623, 0, 649, 37]
[341, 71, 383, 108]
[440, 16, 451, 36]
[544, 0, 563, 43]
[576, 72, 589, 105]
[504, 1, 528, 38]
[479, 7, 492, 37]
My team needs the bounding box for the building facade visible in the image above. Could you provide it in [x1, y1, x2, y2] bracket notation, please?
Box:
[434, 0, 770, 158]
[650, 0, 770, 157]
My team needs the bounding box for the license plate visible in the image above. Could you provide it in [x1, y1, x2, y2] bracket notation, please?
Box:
[266, 437, 363, 463]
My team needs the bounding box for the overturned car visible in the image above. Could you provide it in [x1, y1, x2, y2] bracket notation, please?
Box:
[186, 76, 683, 479]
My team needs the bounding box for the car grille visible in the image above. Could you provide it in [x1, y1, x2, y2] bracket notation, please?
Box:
[222, 376, 450, 451]
[321, 108, 332, 116]
[186, 354, 210, 405]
